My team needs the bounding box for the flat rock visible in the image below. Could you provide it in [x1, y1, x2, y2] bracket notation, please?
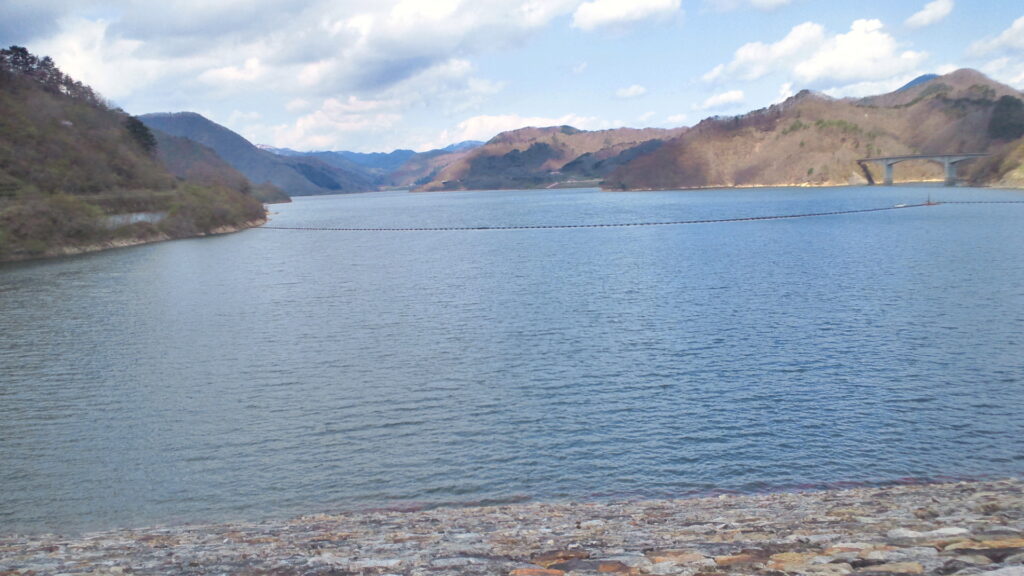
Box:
[646, 550, 709, 564]
[857, 561, 925, 574]
[511, 568, 566, 576]
[532, 549, 590, 567]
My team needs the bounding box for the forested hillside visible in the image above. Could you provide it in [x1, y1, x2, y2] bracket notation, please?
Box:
[0, 46, 266, 261]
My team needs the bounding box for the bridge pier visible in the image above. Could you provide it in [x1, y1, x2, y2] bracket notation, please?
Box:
[860, 153, 988, 187]
[943, 159, 958, 187]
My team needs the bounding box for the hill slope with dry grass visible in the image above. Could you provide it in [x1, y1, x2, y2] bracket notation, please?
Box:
[606, 69, 1024, 190]
[417, 125, 687, 191]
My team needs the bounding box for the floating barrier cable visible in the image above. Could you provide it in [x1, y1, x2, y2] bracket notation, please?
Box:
[258, 200, 1022, 232]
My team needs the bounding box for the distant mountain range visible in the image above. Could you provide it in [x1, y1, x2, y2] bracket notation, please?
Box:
[140, 68, 1024, 195]
[142, 111, 487, 195]
[141, 112, 375, 196]
[257, 141, 485, 188]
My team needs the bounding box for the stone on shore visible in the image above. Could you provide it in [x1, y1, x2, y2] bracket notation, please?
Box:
[0, 478, 1021, 576]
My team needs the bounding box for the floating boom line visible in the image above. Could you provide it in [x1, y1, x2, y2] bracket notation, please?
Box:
[258, 200, 1024, 233]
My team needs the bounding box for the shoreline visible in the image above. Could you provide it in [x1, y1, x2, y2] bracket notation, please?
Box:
[0, 217, 267, 264]
[2, 478, 1021, 575]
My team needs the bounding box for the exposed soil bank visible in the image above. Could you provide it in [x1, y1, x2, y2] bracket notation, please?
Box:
[0, 217, 266, 263]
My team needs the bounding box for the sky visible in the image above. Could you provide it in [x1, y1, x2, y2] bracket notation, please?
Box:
[3, 0, 1024, 153]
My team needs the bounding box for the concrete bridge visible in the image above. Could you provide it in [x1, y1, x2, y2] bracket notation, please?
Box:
[858, 153, 989, 186]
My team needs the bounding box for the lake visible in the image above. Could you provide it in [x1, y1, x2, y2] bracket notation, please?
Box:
[1, 186, 1022, 535]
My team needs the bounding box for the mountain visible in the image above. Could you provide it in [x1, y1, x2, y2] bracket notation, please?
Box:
[330, 150, 417, 173]
[894, 74, 940, 93]
[258, 142, 485, 188]
[859, 68, 1021, 108]
[140, 112, 374, 196]
[606, 69, 1024, 190]
[384, 145, 482, 189]
[440, 140, 485, 153]
[416, 126, 687, 191]
[153, 131, 290, 204]
[560, 139, 668, 179]
[0, 46, 266, 261]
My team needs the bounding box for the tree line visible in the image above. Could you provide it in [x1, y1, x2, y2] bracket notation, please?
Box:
[1, 45, 158, 154]
[0, 45, 104, 108]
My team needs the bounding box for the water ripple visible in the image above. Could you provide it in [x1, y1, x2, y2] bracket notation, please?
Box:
[1, 187, 1023, 535]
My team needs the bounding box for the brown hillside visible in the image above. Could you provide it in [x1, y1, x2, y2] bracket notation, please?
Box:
[387, 147, 478, 188]
[418, 125, 686, 191]
[606, 69, 1024, 190]
[860, 69, 1021, 108]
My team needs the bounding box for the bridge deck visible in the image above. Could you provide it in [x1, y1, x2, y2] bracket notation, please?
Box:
[857, 153, 989, 186]
[859, 153, 989, 163]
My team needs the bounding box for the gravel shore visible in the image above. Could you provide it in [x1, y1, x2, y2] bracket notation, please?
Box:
[2, 478, 1021, 576]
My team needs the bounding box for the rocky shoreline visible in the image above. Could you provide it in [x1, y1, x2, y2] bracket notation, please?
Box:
[1, 478, 1021, 575]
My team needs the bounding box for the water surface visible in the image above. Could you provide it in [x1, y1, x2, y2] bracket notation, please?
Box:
[2, 186, 1022, 534]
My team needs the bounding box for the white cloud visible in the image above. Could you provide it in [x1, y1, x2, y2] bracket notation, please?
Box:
[821, 74, 919, 98]
[638, 111, 656, 123]
[572, 0, 681, 31]
[286, 98, 312, 112]
[970, 15, 1024, 56]
[32, 0, 582, 107]
[261, 56, 505, 151]
[228, 109, 262, 124]
[704, 0, 792, 11]
[616, 84, 648, 98]
[698, 90, 745, 110]
[310, 0, 581, 92]
[703, 18, 930, 91]
[703, 21, 826, 82]
[981, 57, 1024, 89]
[905, 0, 953, 29]
[272, 95, 404, 150]
[667, 113, 688, 124]
[32, 16, 207, 101]
[793, 19, 927, 84]
[573, 62, 589, 75]
[433, 113, 608, 146]
[777, 82, 794, 102]
[199, 57, 264, 84]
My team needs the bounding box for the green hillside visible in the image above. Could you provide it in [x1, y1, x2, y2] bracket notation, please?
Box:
[0, 46, 266, 261]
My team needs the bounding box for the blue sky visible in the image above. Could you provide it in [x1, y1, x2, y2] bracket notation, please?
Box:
[4, 0, 1024, 152]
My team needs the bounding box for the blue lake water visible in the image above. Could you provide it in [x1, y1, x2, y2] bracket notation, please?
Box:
[1, 186, 1023, 535]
